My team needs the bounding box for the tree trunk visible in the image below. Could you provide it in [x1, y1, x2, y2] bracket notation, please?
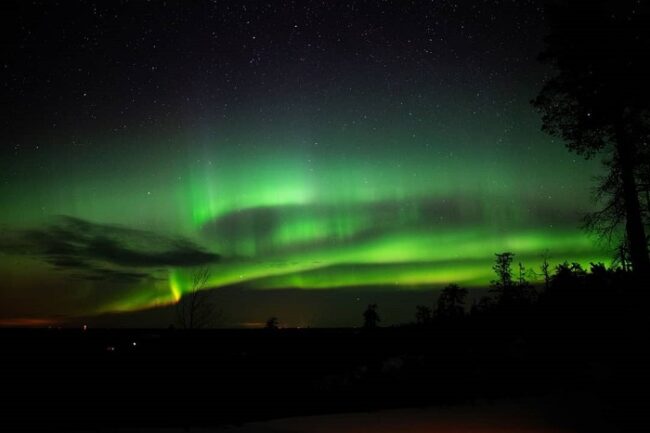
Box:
[616, 122, 650, 278]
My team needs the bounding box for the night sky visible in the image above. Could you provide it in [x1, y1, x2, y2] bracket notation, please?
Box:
[1, 1, 609, 327]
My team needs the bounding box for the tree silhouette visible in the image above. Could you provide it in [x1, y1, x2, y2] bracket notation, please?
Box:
[517, 262, 527, 285]
[435, 283, 467, 319]
[490, 252, 535, 307]
[532, 1, 650, 277]
[175, 266, 217, 329]
[492, 252, 514, 289]
[363, 304, 380, 328]
[540, 250, 551, 291]
[265, 316, 279, 330]
[613, 238, 632, 272]
[518, 262, 537, 305]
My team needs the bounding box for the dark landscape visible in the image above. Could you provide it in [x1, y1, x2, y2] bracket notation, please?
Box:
[3, 260, 649, 431]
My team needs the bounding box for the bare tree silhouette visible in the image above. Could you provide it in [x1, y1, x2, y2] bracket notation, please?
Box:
[175, 267, 218, 329]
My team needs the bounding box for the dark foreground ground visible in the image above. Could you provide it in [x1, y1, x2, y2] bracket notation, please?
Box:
[116, 398, 599, 433]
[1, 321, 648, 432]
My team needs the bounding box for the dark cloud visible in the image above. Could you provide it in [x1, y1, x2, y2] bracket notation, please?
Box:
[0, 216, 220, 283]
[200, 203, 385, 256]
[201, 197, 581, 256]
[83, 235, 219, 267]
[70, 268, 153, 283]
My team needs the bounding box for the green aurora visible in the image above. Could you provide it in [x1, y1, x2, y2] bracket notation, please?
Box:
[0, 124, 611, 323]
[0, 1, 614, 326]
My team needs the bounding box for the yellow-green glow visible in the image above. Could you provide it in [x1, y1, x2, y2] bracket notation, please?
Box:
[168, 270, 183, 303]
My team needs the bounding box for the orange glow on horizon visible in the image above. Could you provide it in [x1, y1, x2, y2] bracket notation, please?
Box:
[0, 317, 57, 327]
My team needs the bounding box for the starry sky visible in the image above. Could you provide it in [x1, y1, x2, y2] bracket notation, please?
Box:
[0, 1, 609, 327]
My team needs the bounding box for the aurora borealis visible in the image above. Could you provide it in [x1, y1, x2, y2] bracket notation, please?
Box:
[1, 1, 611, 327]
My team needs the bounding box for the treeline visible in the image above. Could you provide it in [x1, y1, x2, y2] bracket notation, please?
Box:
[363, 251, 642, 337]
